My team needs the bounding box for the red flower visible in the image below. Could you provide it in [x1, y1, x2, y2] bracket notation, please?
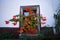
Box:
[29, 11, 34, 14]
[24, 29, 30, 34]
[20, 27, 25, 30]
[29, 28, 38, 34]
[25, 7, 31, 11]
[18, 27, 25, 33]
[5, 21, 9, 24]
[23, 23, 28, 27]
[32, 29, 38, 34]
[27, 16, 31, 18]
[13, 15, 16, 19]
[25, 18, 28, 21]
[12, 22, 17, 26]
[30, 29, 34, 33]
[19, 29, 23, 33]
[42, 17, 46, 21]
[41, 21, 46, 24]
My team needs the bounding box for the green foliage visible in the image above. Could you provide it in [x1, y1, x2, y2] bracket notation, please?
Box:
[9, 14, 41, 29]
[9, 18, 19, 22]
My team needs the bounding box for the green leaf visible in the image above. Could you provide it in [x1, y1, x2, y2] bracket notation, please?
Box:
[9, 18, 19, 22]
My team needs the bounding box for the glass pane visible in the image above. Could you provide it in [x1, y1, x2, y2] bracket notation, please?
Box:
[24, 12, 29, 16]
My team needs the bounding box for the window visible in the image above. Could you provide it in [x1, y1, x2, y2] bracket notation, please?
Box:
[20, 5, 41, 36]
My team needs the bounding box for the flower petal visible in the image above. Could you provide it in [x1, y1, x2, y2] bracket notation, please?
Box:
[5, 21, 9, 24]
[12, 22, 17, 26]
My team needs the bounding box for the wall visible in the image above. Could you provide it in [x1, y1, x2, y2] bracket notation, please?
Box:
[0, 0, 60, 27]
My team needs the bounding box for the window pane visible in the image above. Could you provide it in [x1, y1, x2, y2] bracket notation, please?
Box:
[24, 12, 29, 16]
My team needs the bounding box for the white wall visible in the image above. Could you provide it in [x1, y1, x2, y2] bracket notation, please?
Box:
[0, 0, 60, 28]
